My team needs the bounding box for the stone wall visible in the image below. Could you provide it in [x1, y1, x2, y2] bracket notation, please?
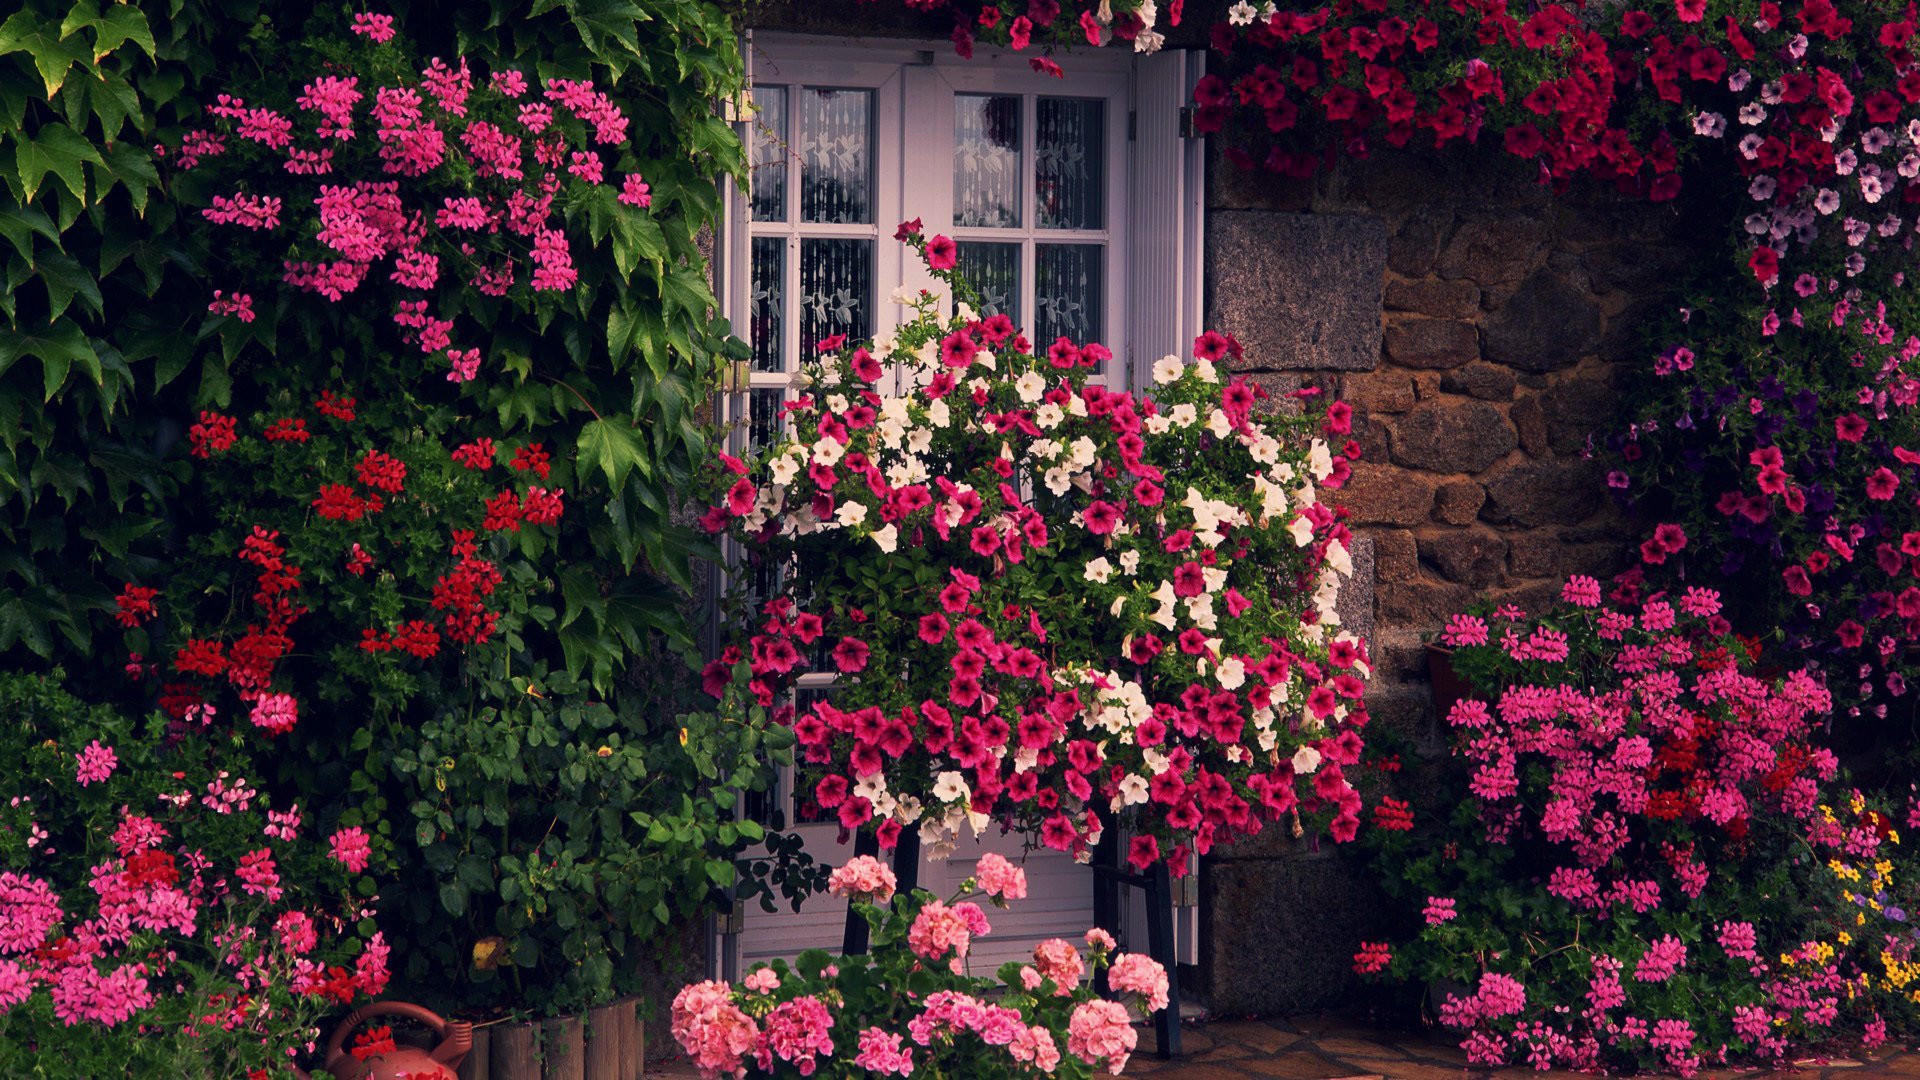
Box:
[1196, 147, 1712, 1015]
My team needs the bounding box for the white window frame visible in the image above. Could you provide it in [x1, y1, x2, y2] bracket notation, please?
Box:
[712, 30, 1207, 980]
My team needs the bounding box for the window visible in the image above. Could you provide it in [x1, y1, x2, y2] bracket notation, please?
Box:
[714, 31, 1205, 978]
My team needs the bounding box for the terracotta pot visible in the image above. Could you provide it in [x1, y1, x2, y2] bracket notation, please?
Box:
[304, 1000, 473, 1080]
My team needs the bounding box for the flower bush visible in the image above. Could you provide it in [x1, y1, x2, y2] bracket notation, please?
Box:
[705, 227, 1370, 871]
[0, 673, 382, 1078]
[1361, 578, 1920, 1074]
[1618, 272, 1920, 734]
[103, 382, 788, 1013]
[671, 853, 1168, 1078]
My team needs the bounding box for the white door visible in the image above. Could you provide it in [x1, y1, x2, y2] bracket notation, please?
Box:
[716, 31, 1205, 978]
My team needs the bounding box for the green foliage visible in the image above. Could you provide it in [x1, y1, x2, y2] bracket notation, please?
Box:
[378, 664, 789, 1015]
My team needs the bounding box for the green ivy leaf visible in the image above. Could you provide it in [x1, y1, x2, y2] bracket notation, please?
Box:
[16, 122, 102, 202]
[59, 2, 155, 63]
[0, 319, 97, 399]
[575, 416, 653, 492]
[0, 11, 91, 98]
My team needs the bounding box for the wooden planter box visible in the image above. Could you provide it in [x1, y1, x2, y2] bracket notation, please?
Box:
[457, 998, 645, 1080]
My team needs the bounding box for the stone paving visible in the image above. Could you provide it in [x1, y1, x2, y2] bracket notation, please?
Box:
[647, 1013, 1920, 1078]
[1126, 1014, 1920, 1080]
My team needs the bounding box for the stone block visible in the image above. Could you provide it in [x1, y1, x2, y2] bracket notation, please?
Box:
[1542, 379, 1619, 454]
[1208, 211, 1386, 372]
[1334, 534, 1375, 643]
[1198, 848, 1385, 1015]
[1387, 215, 1442, 277]
[1384, 278, 1480, 320]
[1341, 371, 1415, 415]
[1383, 317, 1477, 370]
[1432, 481, 1487, 525]
[1377, 576, 1478, 626]
[1439, 362, 1515, 401]
[1370, 529, 1418, 583]
[1337, 463, 1437, 527]
[1511, 394, 1548, 456]
[1480, 459, 1607, 527]
[1435, 216, 1543, 285]
[1482, 269, 1604, 374]
[1418, 530, 1508, 588]
[1386, 400, 1516, 475]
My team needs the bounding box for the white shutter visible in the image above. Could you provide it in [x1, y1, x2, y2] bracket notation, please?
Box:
[1127, 49, 1206, 390]
[1125, 48, 1206, 966]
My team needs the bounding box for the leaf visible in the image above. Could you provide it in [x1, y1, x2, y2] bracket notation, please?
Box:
[0, 11, 91, 97]
[0, 319, 96, 399]
[16, 122, 102, 202]
[60, 3, 154, 62]
[575, 416, 653, 492]
[95, 141, 157, 214]
[32, 251, 101, 321]
[0, 206, 59, 261]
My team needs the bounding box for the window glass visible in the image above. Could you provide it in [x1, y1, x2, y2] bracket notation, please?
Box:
[1036, 243, 1103, 347]
[1035, 98, 1104, 230]
[801, 89, 873, 224]
[751, 86, 788, 223]
[953, 94, 1021, 228]
[749, 238, 785, 372]
[799, 238, 873, 352]
[955, 242, 1022, 326]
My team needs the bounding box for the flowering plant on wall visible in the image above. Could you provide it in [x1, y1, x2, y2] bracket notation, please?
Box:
[169, 15, 653, 388]
[671, 853, 1168, 1078]
[1361, 578, 1920, 1075]
[0, 673, 383, 1079]
[705, 227, 1369, 873]
[1616, 271, 1920, 735]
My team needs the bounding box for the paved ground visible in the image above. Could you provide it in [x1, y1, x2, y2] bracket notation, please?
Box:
[1126, 1014, 1920, 1079]
[647, 1011, 1920, 1078]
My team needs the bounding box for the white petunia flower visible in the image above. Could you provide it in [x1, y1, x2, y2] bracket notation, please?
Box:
[873, 524, 898, 552]
[1152, 355, 1185, 383]
[1291, 746, 1322, 775]
[1084, 557, 1114, 584]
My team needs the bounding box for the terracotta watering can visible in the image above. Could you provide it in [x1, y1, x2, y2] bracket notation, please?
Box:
[298, 1000, 474, 1080]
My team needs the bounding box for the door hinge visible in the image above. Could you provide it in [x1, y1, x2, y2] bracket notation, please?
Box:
[720, 359, 751, 394]
[1171, 873, 1199, 908]
[719, 898, 746, 935]
[722, 88, 753, 124]
[1178, 105, 1199, 139]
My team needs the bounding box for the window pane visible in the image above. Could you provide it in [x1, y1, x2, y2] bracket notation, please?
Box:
[800, 239, 872, 352]
[801, 89, 872, 224]
[749, 387, 784, 454]
[954, 94, 1021, 228]
[955, 241, 1021, 326]
[751, 86, 788, 223]
[750, 238, 785, 373]
[1036, 243, 1103, 348]
[1035, 98, 1104, 230]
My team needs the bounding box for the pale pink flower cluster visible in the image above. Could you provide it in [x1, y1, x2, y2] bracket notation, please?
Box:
[264, 803, 302, 841]
[207, 289, 255, 322]
[854, 1027, 915, 1075]
[543, 78, 630, 144]
[0, 872, 63, 953]
[754, 995, 835, 1075]
[827, 854, 897, 903]
[1108, 952, 1171, 1012]
[742, 967, 779, 994]
[975, 851, 1027, 900]
[447, 348, 482, 383]
[907, 899, 988, 973]
[905, 989, 1026, 1047]
[671, 980, 759, 1080]
[351, 12, 396, 42]
[1010, 1024, 1063, 1072]
[619, 173, 652, 207]
[1030, 938, 1085, 994]
[73, 740, 118, 787]
[1065, 999, 1136, 1074]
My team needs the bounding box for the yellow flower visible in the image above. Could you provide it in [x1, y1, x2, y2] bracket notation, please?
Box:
[596, 746, 613, 758]
[1837, 931, 1852, 946]
[679, 727, 690, 746]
